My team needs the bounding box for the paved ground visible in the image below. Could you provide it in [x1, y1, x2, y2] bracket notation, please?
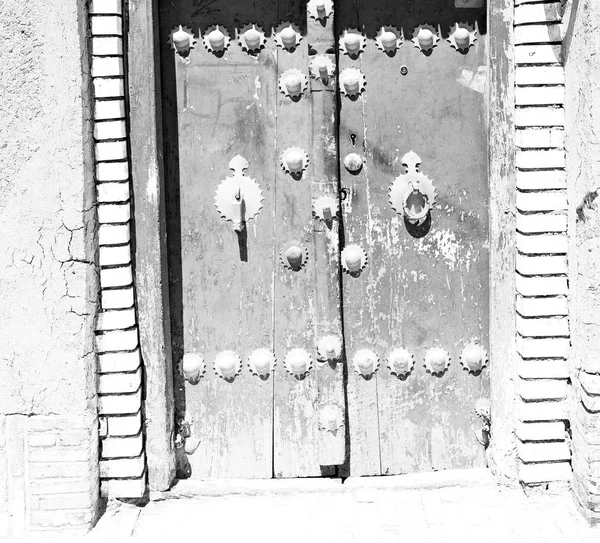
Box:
[84, 469, 598, 543]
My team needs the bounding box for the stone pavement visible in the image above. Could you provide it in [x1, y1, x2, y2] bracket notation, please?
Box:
[85, 469, 599, 543]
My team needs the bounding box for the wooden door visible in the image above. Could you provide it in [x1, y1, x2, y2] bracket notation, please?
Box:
[160, 0, 489, 479]
[160, 0, 345, 478]
[337, 0, 490, 476]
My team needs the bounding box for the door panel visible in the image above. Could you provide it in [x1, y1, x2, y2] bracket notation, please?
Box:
[337, 0, 489, 476]
[273, 3, 345, 477]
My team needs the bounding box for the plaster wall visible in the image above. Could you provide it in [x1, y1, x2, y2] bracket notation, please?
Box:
[0, 0, 99, 535]
[564, 0, 600, 524]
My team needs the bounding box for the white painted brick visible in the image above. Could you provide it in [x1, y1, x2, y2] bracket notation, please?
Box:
[99, 245, 131, 267]
[92, 57, 124, 78]
[97, 308, 136, 331]
[98, 203, 131, 224]
[517, 170, 566, 190]
[106, 412, 142, 437]
[517, 337, 569, 359]
[517, 422, 566, 442]
[28, 433, 57, 448]
[98, 349, 141, 374]
[519, 359, 569, 379]
[99, 367, 142, 395]
[101, 287, 135, 310]
[95, 328, 139, 353]
[516, 212, 566, 234]
[92, 37, 123, 56]
[516, 255, 567, 276]
[519, 462, 571, 483]
[580, 389, 600, 413]
[98, 388, 142, 416]
[580, 372, 600, 396]
[516, 150, 565, 169]
[516, 128, 564, 149]
[97, 182, 130, 203]
[517, 295, 568, 317]
[101, 432, 143, 459]
[516, 316, 569, 338]
[514, 24, 562, 45]
[519, 442, 570, 463]
[515, 86, 564, 107]
[519, 400, 569, 421]
[90, 16, 123, 36]
[100, 266, 133, 288]
[94, 119, 126, 139]
[517, 233, 567, 254]
[96, 161, 129, 181]
[515, 107, 564, 127]
[100, 454, 145, 479]
[98, 223, 130, 246]
[515, 3, 561, 25]
[96, 140, 128, 162]
[516, 275, 568, 296]
[101, 477, 145, 499]
[517, 191, 567, 212]
[94, 99, 126, 120]
[90, 0, 123, 15]
[515, 45, 561, 65]
[519, 379, 568, 401]
[516, 66, 565, 86]
[28, 446, 91, 463]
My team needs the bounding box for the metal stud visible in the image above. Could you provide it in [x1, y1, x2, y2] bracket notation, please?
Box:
[239, 24, 266, 54]
[386, 348, 415, 378]
[318, 404, 344, 433]
[460, 343, 488, 373]
[280, 147, 309, 176]
[340, 29, 366, 58]
[376, 26, 402, 54]
[214, 351, 243, 381]
[424, 347, 450, 376]
[339, 67, 366, 98]
[203, 25, 231, 54]
[310, 55, 335, 84]
[352, 349, 380, 377]
[341, 244, 368, 275]
[317, 335, 342, 362]
[344, 153, 363, 173]
[284, 348, 313, 378]
[182, 353, 206, 384]
[313, 195, 339, 222]
[248, 348, 276, 378]
[447, 23, 477, 52]
[307, 0, 333, 21]
[169, 25, 196, 56]
[279, 69, 308, 99]
[275, 22, 302, 50]
[411, 25, 440, 53]
[280, 243, 309, 271]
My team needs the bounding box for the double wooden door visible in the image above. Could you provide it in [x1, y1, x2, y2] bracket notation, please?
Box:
[160, 0, 489, 479]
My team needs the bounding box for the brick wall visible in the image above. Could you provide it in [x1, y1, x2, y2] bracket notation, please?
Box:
[0, 415, 99, 537]
[513, 1, 572, 484]
[90, 0, 147, 498]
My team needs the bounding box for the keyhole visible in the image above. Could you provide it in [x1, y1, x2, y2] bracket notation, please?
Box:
[350, 133, 357, 146]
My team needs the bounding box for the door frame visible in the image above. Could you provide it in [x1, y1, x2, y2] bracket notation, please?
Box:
[127, 0, 518, 491]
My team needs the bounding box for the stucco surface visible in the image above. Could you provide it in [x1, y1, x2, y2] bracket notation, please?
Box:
[565, 0, 600, 374]
[0, 0, 97, 414]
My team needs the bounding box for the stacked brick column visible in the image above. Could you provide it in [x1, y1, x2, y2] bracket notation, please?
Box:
[90, 0, 146, 499]
[513, 1, 571, 484]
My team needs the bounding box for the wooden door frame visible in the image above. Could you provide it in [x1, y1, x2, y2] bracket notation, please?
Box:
[127, 0, 518, 491]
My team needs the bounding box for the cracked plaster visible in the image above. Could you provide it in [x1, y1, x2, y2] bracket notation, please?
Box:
[0, 0, 97, 415]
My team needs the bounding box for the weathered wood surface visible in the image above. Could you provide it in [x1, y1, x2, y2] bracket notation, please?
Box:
[166, 0, 280, 478]
[338, 0, 489, 476]
[488, 0, 518, 483]
[129, 0, 176, 491]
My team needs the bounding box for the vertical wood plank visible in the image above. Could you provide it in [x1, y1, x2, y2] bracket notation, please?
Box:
[166, 1, 279, 478]
[273, 0, 344, 477]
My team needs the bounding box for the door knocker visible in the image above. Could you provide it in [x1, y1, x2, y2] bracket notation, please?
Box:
[389, 151, 437, 227]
